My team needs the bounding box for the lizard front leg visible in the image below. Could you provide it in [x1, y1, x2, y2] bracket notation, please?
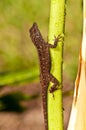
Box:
[48, 34, 63, 48]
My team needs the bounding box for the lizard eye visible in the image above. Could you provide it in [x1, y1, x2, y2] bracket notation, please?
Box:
[40, 45, 42, 49]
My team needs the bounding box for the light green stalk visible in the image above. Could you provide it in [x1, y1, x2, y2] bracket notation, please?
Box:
[48, 0, 66, 130]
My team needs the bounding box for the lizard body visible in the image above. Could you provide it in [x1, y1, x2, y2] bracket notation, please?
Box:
[29, 23, 61, 130]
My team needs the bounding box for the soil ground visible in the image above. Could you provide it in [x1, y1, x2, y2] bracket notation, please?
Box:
[0, 79, 73, 130]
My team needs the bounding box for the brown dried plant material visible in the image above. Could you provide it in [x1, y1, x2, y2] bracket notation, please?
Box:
[68, 60, 86, 130]
[67, 1, 86, 130]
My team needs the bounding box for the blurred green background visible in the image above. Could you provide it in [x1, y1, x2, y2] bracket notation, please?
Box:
[0, 0, 82, 86]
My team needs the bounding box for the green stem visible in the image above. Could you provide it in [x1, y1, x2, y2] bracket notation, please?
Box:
[48, 0, 66, 130]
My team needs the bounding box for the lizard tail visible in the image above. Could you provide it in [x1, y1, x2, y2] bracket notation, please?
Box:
[42, 87, 48, 130]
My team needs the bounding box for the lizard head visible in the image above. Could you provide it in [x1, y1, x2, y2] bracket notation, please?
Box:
[29, 23, 44, 47]
[29, 23, 40, 44]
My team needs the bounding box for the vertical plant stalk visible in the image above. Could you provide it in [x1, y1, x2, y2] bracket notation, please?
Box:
[48, 0, 66, 130]
[67, 0, 86, 130]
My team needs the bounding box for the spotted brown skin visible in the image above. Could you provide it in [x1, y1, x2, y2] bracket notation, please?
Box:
[29, 23, 61, 130]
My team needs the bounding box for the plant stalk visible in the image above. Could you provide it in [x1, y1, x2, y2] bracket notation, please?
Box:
[48, 0, 66, 130]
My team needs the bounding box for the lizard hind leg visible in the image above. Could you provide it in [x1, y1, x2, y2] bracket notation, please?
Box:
[48, 74, 60, 96]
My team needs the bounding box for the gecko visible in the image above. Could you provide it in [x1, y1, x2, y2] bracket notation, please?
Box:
[29, 22, 62, 130]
